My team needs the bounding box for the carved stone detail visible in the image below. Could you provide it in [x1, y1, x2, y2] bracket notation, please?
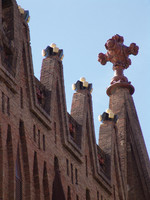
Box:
[98, 34, 139, 69]
[98, 34, 139, 95]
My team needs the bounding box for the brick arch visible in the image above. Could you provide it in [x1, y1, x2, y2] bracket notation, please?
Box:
[0, 126, 3, 199]
[33, 151, 40, 200]
[19, 120, 31, 199]
[43, 161, 50, 200]
[6, 124, 14, 200]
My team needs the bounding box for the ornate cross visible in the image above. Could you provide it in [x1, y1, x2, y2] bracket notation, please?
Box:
[98, 34, 139, 95]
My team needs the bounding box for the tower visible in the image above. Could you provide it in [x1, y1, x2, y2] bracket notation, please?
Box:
[98, 34, 150, 200]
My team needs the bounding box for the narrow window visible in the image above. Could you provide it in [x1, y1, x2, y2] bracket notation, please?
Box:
[43, 135, 45, 151]
[75, 168, 78, 185]
[16, 147, 22, 200]
[66, 159, 69, 176]
[43, 161, 50, 199]
[101, 195, 103, 200]
[85, 155, 88, 177]
[54, 122, 57, 144]
[20, 88, 23, 109]
[33, 125, 36, 142]
[71, 163, 73, 184]
[33, 152, 40, 199]
[2, 92, 5, 113]
[76, 195, 79, 200]
[38, 130, 40, 149]
[113, 185, 116, 200]
[7, 124, 14, 199]
[67, 186, 71, 200]
[86, 189, 90, 200]
[97, 191, 99, 200]
[7, 97, 10, 115]
[19, 120, 30, 197]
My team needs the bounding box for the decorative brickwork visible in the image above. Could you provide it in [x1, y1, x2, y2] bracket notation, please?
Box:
[0, 1, 149, 200]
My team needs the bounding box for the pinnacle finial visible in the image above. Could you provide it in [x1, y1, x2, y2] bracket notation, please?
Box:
[72, 77, 93, 93]
[98, 34, 139, 69]
[98, 35, 139, 96]
[18, 6, 30, 23]
[98, 108, 118, 123]
[42, 43, 64, 60]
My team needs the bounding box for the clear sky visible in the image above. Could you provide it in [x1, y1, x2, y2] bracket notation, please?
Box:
[17, 0, 150, 157]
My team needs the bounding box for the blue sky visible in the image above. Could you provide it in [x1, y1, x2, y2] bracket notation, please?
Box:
[17, 0, 150, 157]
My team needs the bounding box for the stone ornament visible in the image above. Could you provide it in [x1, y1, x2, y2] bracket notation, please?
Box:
[42, 43, 64, 61]
[72, 77, 93, 93]
[98, 34, 139, 69]
[98, 108, 118, 123]
[18, 5, 30, 23]
[98, 34, 139, 95]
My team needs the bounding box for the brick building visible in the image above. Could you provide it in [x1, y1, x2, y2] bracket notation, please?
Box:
[0, 0, 150, 199]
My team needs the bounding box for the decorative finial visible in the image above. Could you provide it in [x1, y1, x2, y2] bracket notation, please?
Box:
[72, 77, 93, 93]
[98, 34, 139, 69]
[98, 34, 139, 95]
[18, 6, 30, 23]
[42, 44, 64, 60]
[98, 109, 118, 123]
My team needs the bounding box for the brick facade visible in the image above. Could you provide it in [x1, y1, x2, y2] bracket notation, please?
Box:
[0, 0, 150, 199]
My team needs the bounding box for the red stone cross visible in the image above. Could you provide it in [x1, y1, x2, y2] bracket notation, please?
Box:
[98, 34, 139, 95]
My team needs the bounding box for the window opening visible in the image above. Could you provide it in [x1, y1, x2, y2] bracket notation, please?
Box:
[20, 88, 23, 109]
[43, 135, 45, 151]
[85, 155, 88, 177]
[33, 125, 36, 142]
[7, 96, 10, 115]
[71, 163, 73, 184]
[38, 130, 40, 149]
[66, 159, 69, 176]
[2, 92, 5, 113]
[75, 168, 78, 185]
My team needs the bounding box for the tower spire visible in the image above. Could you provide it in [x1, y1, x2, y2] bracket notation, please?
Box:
[98, 34, 139, 96]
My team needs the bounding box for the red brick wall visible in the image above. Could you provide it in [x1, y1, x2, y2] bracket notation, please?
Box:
[0, 1, 149, 200]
